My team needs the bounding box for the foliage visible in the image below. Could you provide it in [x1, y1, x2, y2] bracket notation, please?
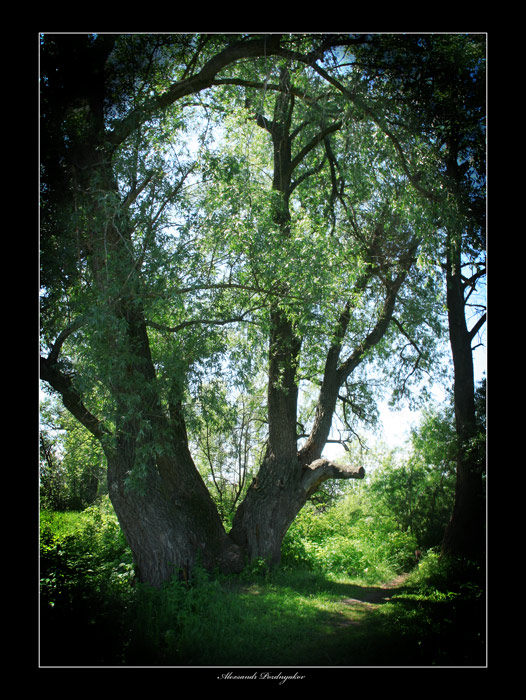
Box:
[282, 484, 417, 583]
[405, 548, 484, 597]
[40, 396, 107, 510]
[40, 497, 134, 605]
[40, 439, 484, 668]
[367, 409, 457, 549]
[40, 497, 134, 665]
[189, 379, 267, 525]
[39, 33, 462, 477]
[282, 403, 459, 579]
[40, 34, 485, 586]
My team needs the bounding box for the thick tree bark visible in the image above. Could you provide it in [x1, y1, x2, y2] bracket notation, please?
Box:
[106, 437, 243, 587]
[229, 455, 364, 563]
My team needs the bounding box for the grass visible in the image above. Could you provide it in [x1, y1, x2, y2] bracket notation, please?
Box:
[39, 501, 486, 668]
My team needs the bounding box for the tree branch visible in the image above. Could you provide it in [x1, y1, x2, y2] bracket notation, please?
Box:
[108, 35, 284, 148]
[469, 312, 486, 341]
[290, 157, 327, 194]
[145, 307, 263, 334]
[123, 170, 156, 209]
[290, 121, 342, 173]
[390, 317, 425, 396]
[40, 356, 109, 442]
[46, 317, 85, 365]
[336, 283, 399, 385]
[277, 50, 440, 202]
[301, 458, 364, 499]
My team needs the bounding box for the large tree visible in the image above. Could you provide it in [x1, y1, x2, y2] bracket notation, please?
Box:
[40, 33, 449, 586]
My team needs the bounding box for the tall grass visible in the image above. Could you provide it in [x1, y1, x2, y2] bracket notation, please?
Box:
[40, 497, 135, 665]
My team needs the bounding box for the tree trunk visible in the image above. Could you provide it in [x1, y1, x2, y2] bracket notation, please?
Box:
[93, 252, 245, 584]
[40, 35, 280, 587]
[440, 143, 486, 563]
[230, 455, 364, 563]
[105, 441, 243, 587]
[441, 231, 485, 561]
[229, 304, 305, 563]
[229, 68, 413, 564]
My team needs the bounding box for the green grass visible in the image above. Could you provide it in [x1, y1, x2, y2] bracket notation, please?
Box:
[39, 502, 486, 667]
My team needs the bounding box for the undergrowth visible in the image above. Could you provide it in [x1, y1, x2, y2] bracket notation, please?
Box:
[39, 499, 486, 667]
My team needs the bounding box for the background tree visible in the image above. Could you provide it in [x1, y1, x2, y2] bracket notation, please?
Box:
[40, 399, 68, 511]
[40, 398, 106, 510]
[333, 33, 486, 561]
[191, 380, 267, 525]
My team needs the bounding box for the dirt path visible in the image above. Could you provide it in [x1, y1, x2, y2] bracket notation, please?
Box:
[344, 573, 410, 605]
[331, 573, 410, 626]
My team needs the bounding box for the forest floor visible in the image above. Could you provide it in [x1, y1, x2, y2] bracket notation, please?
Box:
[40, 567, 486, 668]
[40, 508, 486, 668]
[219, 570, 483, 667]
[340, 572, 410, 604]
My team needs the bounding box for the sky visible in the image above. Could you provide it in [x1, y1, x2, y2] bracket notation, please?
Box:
[322, 338, 486, 459]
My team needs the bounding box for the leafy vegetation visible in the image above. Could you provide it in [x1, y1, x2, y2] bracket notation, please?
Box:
[40, 33, 485, 585]
[39, 501, 485, 667]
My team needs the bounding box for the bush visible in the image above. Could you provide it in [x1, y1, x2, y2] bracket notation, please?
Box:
[40, 496, 134, 602]
[405, 549, 485, 598]
[127, 564, 238, 664]
[40, 497, 134, 665]
[281, 494, 417, 583]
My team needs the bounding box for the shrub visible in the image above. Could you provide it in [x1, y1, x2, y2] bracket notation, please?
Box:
[127, 564, 237, 664]
[282, 486, 418, 583]
[405, 549, 485, 598]
[40, 496, 134, 602]
[40, 497, 135, 665]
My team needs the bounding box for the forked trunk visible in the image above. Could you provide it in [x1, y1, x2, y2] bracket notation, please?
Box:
[106, 445, 244, 587]
[229, 456, 305, 563]
[229, 453, 365, 565]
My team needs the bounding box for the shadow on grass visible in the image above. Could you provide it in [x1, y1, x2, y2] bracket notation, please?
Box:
[240, 568, 409, 605]
[210, 569, 485, 667]
[39, 567, 485, 668]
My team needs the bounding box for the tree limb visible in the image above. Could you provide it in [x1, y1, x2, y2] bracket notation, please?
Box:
[290, 121, 342, 173]
[145, 306, 263, 334]
[277, 50, 440, 202]
[123, 170, 156, 209]
[290, 157, 327, 194]
[46, 317, 85, 365]
[40, 356, 110, 442]
[108, 35, 284, 148]
[469, 312, 486, 341]
[390, 317, 425, 396]
[301, 458, 364, 498]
